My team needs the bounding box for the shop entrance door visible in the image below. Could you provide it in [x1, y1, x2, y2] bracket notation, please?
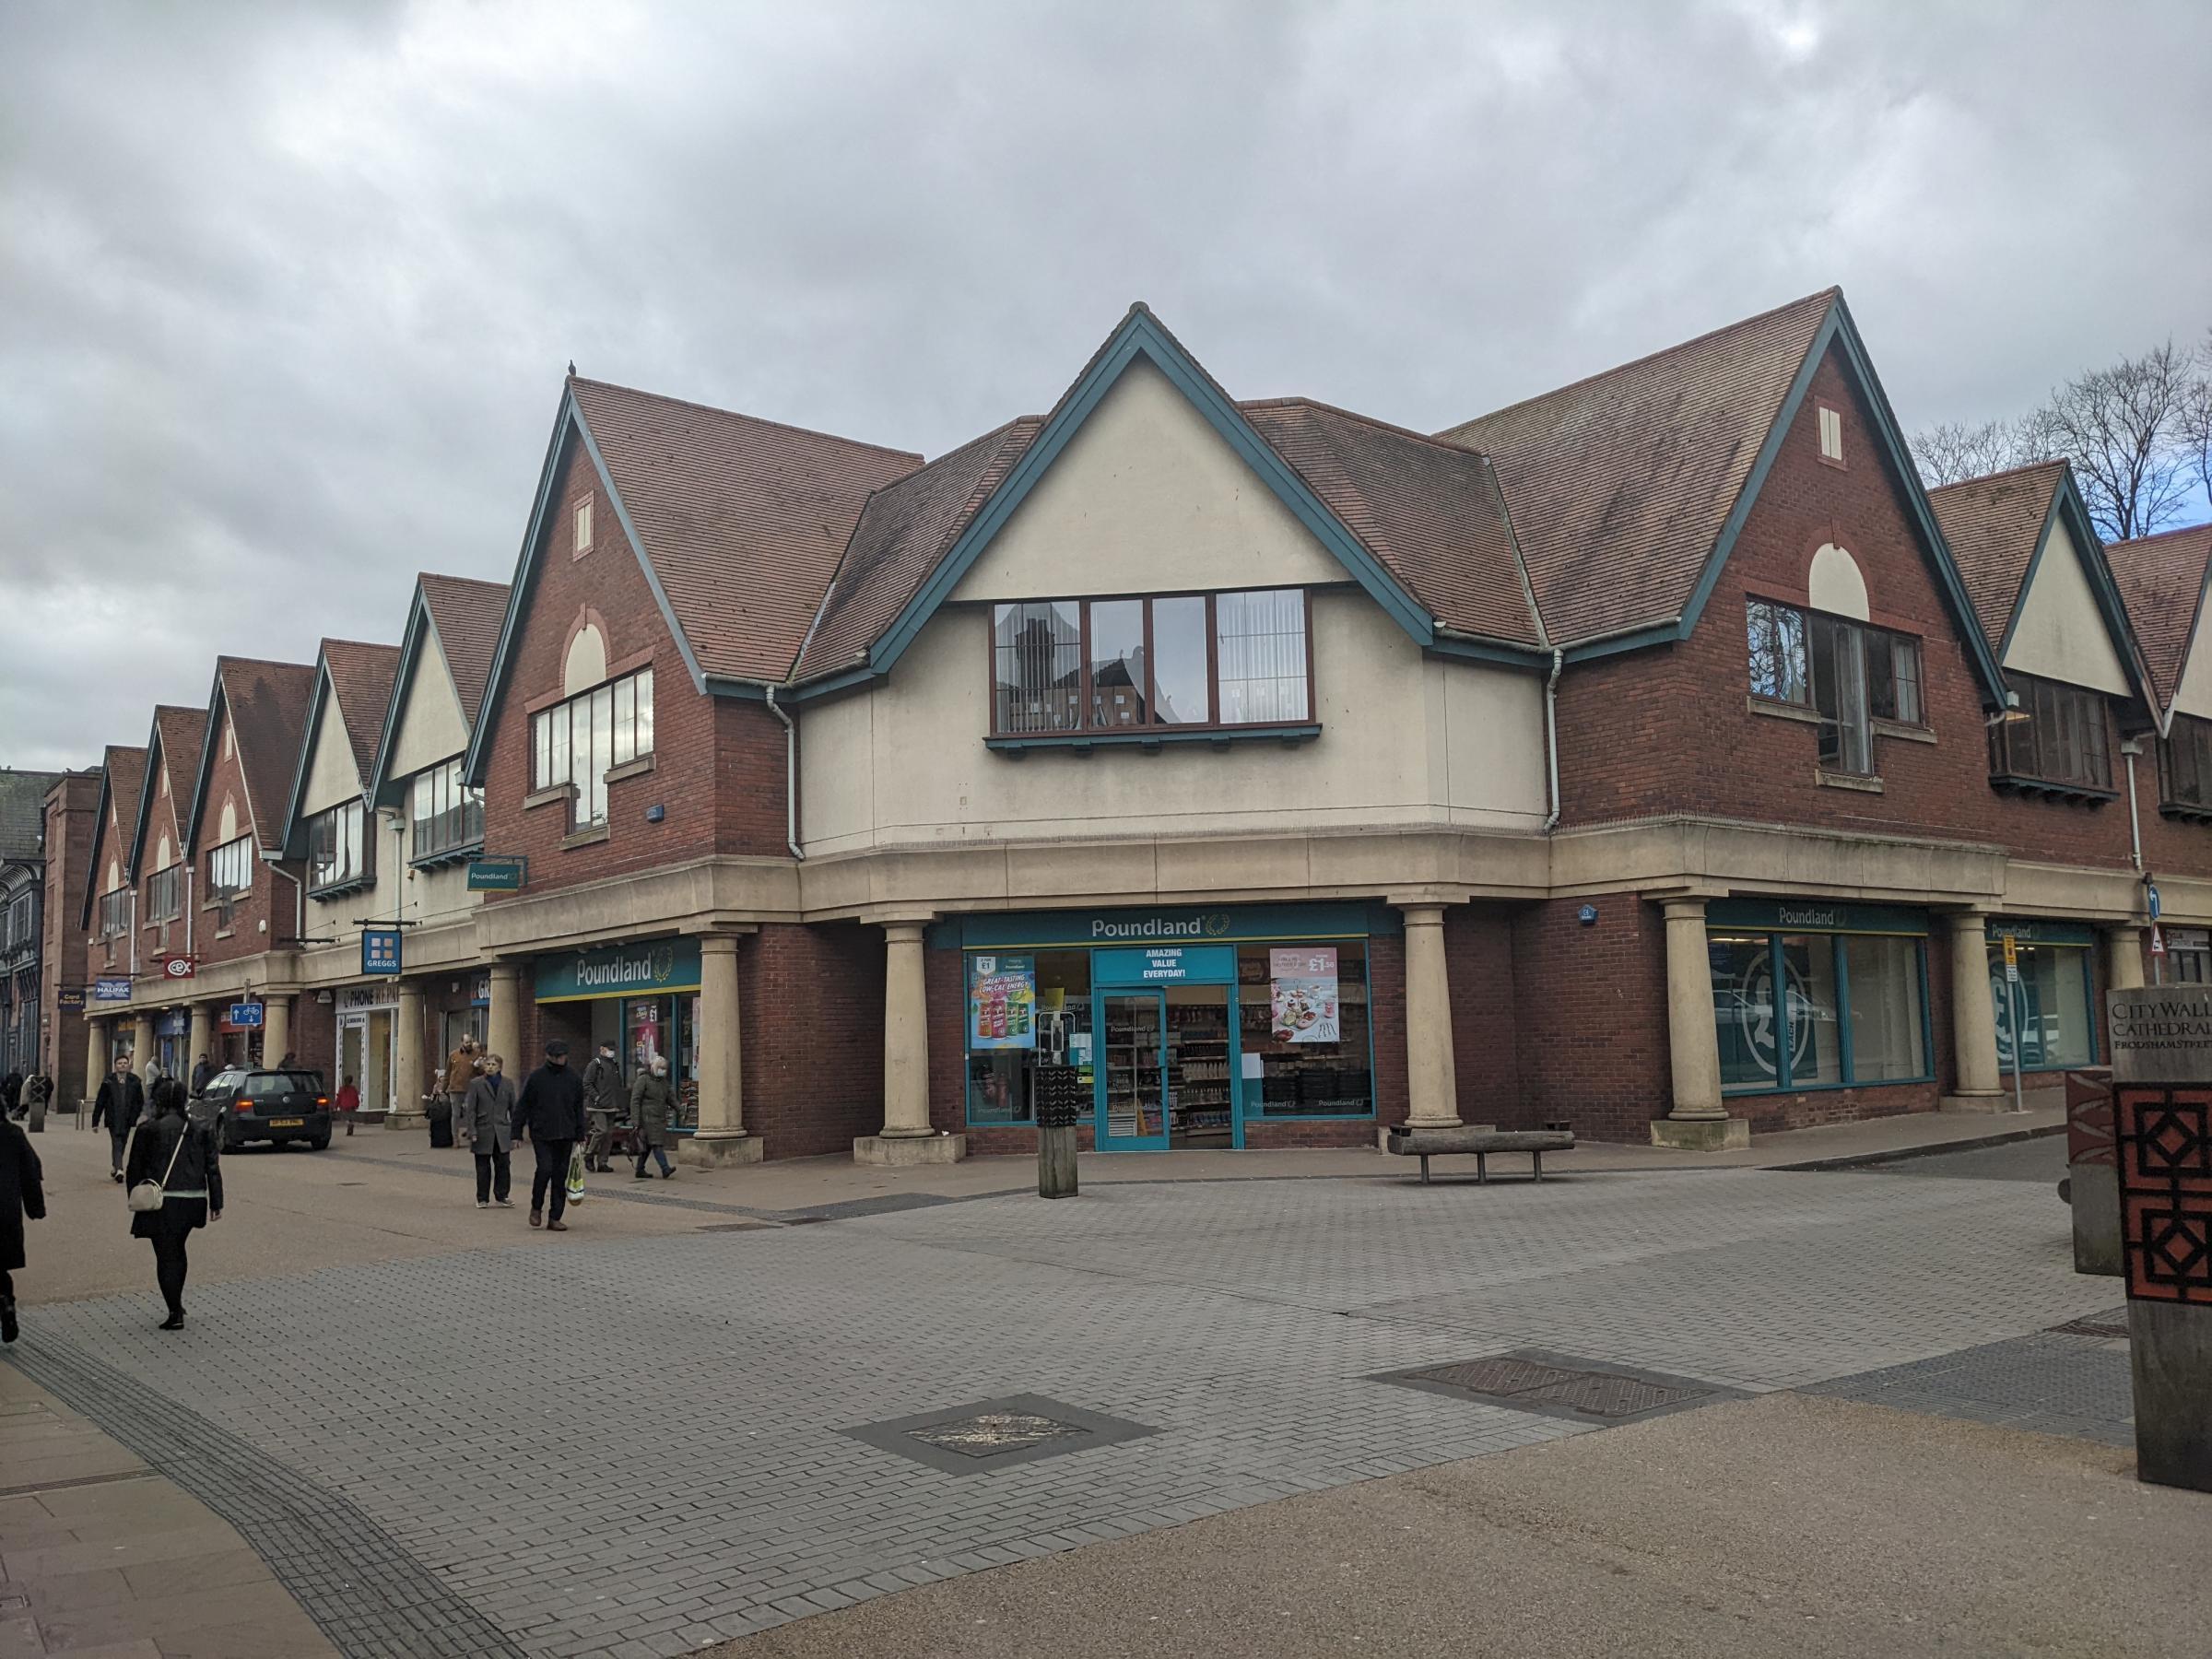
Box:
[1095, 991, 1168, 1150]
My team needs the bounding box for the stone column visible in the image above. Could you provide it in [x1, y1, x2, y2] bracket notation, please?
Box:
[857, 919, 962, 1166]
[1400, 904, 1462, 1129]
[84, 1018, 105, 1108]
[130, 1012, 156, 1078]
[1944, 911, 2005, 1109]
[187, 1004, 213, 1087]
[682, 933, 761, 1167]
[390, 980, 429, 1128]
[260, 995, 290, 1068]
[1651, 898, 1749, 1150]
[2106, 924, 2147, 992]
[487, 963, 521, 1073]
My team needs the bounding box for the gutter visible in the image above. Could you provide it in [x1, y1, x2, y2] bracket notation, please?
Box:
[764, 684, 803, 862]
[1541, 647, 1564, 833]
[264, 853, 303, 945]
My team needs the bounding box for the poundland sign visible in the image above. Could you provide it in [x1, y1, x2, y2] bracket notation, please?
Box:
[535, 937, 702, 1004]
[953, 902, 1397, 950]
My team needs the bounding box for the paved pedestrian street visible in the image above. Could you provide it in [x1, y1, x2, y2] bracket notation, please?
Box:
[0, 1129, 2158, 1656]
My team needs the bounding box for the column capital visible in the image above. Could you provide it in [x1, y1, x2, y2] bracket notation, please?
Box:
[1394, 902, 1449, 928]
[1658, 898, 1712, 924]
[697, 932, 743, 959]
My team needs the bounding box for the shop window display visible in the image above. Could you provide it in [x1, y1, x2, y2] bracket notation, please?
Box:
[1709, 917, 1930, 1094]
[1237, 943, 1371, 1118]
[1989, 942, 2096, 1070]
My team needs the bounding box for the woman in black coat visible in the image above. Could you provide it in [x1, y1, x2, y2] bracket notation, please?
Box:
[0, 1115, 43, 1344]
[124, 1079, 222, 1331]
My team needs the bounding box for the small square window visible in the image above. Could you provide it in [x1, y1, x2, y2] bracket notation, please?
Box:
[573, 495, 594, 559]
[1818, 405, 1843, 464]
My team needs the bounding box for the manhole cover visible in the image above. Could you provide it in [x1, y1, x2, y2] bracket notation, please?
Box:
[909, 1412, 1088, 1458]
[2048, 1314, 2130, 1338]
[1388, 1353, 1721, 1422]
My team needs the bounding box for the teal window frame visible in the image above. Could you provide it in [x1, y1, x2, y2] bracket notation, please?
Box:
[1714, 927, 1935, 1097]
[1988, 941, 2100, 1074]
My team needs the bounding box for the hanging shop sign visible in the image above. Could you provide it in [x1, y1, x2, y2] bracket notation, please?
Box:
[1270, 947, 1342, 1043]
[94, 976, 133, 1002]
[159, 954, 196, 980]
[535, 937, 702, 1004]
[950, 901, 1395, 951]
[968, 954, 1037, 1050]
[57, 988, 85, 1013]
[1706, 900, 1928, 935]
[156, 1010, 188, 1037]
[361, 927, 403, 976]
[1092, 945, 1239, 987]
[466, 856, 529, 891]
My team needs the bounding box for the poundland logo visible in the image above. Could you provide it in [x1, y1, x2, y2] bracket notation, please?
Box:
[573, 944, 677, 989]
[1091, 913, 1232, 941]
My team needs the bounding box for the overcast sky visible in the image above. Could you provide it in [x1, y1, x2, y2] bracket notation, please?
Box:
[4, 0, 2208, 771]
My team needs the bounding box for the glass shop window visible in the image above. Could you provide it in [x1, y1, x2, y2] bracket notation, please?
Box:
[1235, 942, 1372, 1117]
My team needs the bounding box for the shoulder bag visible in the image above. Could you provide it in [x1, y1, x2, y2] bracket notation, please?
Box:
[126, 1122, 189, 1214]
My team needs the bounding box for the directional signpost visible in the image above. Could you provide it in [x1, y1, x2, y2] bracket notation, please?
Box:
[228, 1002, 264, 1029]
[2001, 933, 2025, 1114]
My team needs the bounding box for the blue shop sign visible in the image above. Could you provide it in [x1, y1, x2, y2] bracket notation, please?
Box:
[361, 927, 403, 976]
[535, 937, 702, 1004]
[94, 976, 133, 1002]
[945, 901, 1396, 951]
[1983, 918, 2097, 947]
[1093, 945, 1240, 986]
[156, 1010, 188, 1037]
[1706, 899, 1928, 936]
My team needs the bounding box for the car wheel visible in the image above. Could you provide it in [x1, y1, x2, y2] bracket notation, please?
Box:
[309, 1135, 330, 1151]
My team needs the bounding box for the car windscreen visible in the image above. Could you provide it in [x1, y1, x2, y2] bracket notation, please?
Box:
[242, 1072, 322, 1100]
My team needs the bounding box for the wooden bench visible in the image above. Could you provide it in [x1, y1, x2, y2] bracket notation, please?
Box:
[1385, 1125, 1574, 1184]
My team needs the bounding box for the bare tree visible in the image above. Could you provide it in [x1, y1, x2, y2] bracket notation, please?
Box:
[2027, 340, 2195, 542]
[2178, 328, 2212, 512]
[1911, 418, 2041, 488]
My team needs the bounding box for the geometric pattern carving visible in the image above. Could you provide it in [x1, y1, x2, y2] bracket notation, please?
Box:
[2065, 1069, 2116, 1167]
[2115, 1086, 2212, 1305]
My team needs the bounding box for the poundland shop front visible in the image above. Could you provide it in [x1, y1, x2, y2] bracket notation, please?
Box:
[941, 903, 1397, 1150]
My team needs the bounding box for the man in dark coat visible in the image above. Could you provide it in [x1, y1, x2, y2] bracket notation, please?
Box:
[580, 1042, 623, 1172]
[91, 1055, 145, 1182]
[515, 1041, 587, 1231]
[1, 1114, 44, 1343]
[1, 1071, 22, 1119]
[190, 1053, 213, 1097]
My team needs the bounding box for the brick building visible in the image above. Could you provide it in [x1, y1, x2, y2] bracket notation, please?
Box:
[56, 285, 2212, 1156]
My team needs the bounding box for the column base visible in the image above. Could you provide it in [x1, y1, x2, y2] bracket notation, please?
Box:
[385, 1108, 429, 1132]
[1649, 1115, 1751, 1151]
[1939, 1092, 2010, 1114]
[854, 1132, 966, 1167]
[679, 1133, 765, 1168]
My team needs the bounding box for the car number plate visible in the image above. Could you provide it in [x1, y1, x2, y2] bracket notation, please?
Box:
[269, 1117, 304, 1128]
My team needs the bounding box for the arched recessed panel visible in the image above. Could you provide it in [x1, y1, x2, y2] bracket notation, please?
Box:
[1809, 543, 1869, 620]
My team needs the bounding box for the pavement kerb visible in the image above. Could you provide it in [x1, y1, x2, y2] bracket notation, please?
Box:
[1767, 1121, 2065, 1172]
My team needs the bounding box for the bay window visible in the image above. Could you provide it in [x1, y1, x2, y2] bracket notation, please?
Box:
[1747, 599, 1924, 775]
[532, 666, 653, 830]
[1989, 672, 2112, 794]
[991, 588, 1312, 738]
[306, 801, 371, 895]
[410, 757, 485, 862]
[2159, 714, 2212, 817]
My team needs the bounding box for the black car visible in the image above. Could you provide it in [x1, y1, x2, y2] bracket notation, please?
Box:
[199, 1068, 333, 1151]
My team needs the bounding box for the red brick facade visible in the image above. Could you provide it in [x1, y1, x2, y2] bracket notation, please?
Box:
[188, 709, 301, 968]
[40, 774, 100, 1098]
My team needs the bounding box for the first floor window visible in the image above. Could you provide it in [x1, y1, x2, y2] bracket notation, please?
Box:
[992, 589, 1311, 737]
[1710, 925, 1929, 1092]
[306, 801, 371, 894]
[1990, 672, 2112, 791]
[207, 835, 253, 924]
[146, 864, 184, 924]
[97, 887, 134, 941]
[531, 667, 653, 829]
[410, 758, 484, 860]
[2167, 927, 2212, 984]
[2160, 715, 2212, 811]
[1747, 599, 1923, 775]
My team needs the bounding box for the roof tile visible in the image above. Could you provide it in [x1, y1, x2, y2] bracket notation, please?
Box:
[216, 658, 317, 851]
[1925, 462, 2068, 647]
[321, 640, 401, 783]
[418, 573, 508, 729]
[2108, 523, 2212, 713]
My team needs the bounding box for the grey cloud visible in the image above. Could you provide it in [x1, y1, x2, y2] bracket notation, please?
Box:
[5, 0, 2208, 771]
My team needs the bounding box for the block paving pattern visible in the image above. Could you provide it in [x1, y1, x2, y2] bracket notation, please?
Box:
[6, 1168, 2119, 1656]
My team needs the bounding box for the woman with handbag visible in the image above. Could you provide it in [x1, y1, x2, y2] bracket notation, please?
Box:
[124, 1078, 222, 1331]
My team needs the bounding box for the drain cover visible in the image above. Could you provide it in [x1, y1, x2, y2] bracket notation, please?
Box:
[2048, 1313, 2130, 1338]
[844, 1393, 1155, 1475]
[1385, 1352, 1724, 1423]
[909, 1412, 1088, 1458]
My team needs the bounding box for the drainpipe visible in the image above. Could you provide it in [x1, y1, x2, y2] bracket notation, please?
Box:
[2121, 739, 2145, 874]
[764, 683, 803, 861]
[1541, 647, 1565, 833]
[264, 854, 303, 945]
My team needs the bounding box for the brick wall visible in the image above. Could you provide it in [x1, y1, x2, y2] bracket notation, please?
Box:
[740, 923, 885, 1158]
[1509, 895, 1669, 1141]
[40, 775, 99, 1097]
[1444, 907, 1520, 1125]
[190, 712, 300, 966]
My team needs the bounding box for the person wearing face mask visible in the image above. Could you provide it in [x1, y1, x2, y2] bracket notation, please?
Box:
[460, 1053, 517, 1208]
[629, 1055, 677, 1180]
[580, 1042, 623, 1173]
[514, 1041, 587, 1230]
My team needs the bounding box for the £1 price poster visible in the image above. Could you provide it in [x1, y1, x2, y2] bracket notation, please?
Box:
[1269, 947, 1340, 1043]
[968, 954, 1037, 1050]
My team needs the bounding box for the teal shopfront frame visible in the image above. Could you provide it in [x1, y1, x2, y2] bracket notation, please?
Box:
[1707, 900, 1936, 1096]
[1983, 918, 2100, 1072]
[947, 903, 1393, 1149]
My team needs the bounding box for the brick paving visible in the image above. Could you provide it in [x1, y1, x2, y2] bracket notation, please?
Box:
[4, 1166, 2120, 1657]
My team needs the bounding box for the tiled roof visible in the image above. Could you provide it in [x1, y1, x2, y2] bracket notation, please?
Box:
[794, 418, 1043, 681]
[94, 746, 147, 880]
[143, 705, 208, 865]
[1241, 399, 1541, 646]
[418, 573, 508, 728]
[320, 639, 401, 782]
[216, 658, 316, 851]
[567, 377, 923, 684]
[0, 770, 65, 862]
[1436, 288, 1838, 646]
[2108, 523, 2212, 712]
[1926, 461, 2068, 647]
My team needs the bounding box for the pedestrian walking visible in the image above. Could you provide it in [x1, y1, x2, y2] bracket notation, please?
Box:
[1, 1070, 21, 1120]
[276, 1051, 298, 1071]
[124, 1079, 222, 1331]
[1, 1113, 44, 1344]
[436, 1038, 477, 1149]
[20, 1072, 51, 1134]
[335, 1074, 360, 1135]
[91, 1055, 145, 1182]
[581, 1041, 622, 1172]
[460, 1053, 516, 1209]
[629, 1056, 677, 1180]
[515, 1041, 585, 1231]
[189, 1053, 213, 1097]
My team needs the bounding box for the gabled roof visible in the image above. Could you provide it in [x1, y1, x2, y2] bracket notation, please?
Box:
[1930, 460, 2153, 708]
[124, 706, 208, 879]
[1927, 461, 2072, 647]
[278, 641, 399, 854]
[467, 378, 922, 780]
[78, 745, 147, 927]
[2108, 523, 2212, 720]
[368, 573, 510, 808]
[1433, 288, 2010, 703]
[183, 658, 315, 857]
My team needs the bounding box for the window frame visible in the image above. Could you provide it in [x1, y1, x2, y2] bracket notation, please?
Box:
[408, 756, 486, 865]
[529, 665, 654, 830]
[986, 587, 1316, 741]
[305, 800, 373, 897]
[1746, 598, 1926, 774]
[1989, 670, 2114, 797]
[146, 864, 185, 924]
[1816, 400, 1845, 466]
[1710, 925, 1935, 1097]
[2159, 713, 2212, 818]
[206, 833, 255, 926]
[97, 885, 135, 941]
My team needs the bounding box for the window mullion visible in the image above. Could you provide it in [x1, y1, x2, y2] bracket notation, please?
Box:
[1205, 593, 1220, 727]
[1834, 934, 1854, 1085]
[1142, 598, 1157, 726]
[1079, 601, 1093, 734]
[1771, 933, 1791, 1090]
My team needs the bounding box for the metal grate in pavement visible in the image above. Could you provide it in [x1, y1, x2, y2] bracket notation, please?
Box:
[844, 1393, 1156, 1476]
[3, 1336, 524, 1659]
[1380, 1350, 1726, 1424]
